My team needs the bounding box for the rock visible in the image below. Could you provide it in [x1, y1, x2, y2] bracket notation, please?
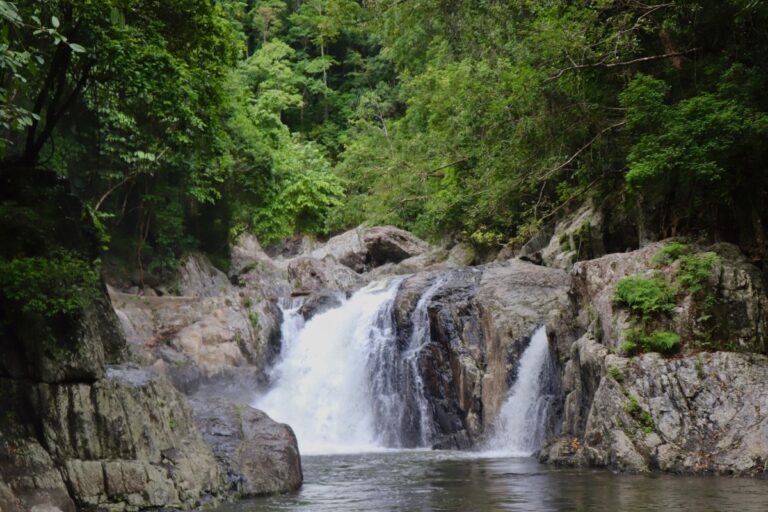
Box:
[570, 241, 672, 349]
[0, 367, 229, 510]
[571, 240, 768, 353]
[447, 243, 475, 267]
[1, 284, 124, 384]
[0, 437, 76, 512]
[190, 397, 302, 496]
[707, 242, 768, 353]
[309, 227, 369, 272]
[540, 204, 605, 270]
[178, 253, 233, 299]
[541, 339, 768, 476]
[362, 226, 429, 267]
[392, 260, 572, 447]
[299, 290, 344, 320]
[230, 232, 273, 275]
[110, 252, 292, 385]
[287, 257, 363, 295]
[310, 225, 429, 273]
[366, 247, 450, 280]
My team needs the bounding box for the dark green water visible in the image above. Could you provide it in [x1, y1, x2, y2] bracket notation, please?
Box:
[216, 451, 768, 511]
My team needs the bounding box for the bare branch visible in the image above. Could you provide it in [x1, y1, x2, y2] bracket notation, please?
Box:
[545, 49, 696, 82]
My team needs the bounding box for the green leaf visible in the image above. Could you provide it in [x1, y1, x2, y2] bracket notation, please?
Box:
[68, 43, 86, 53]
[51, 15, 59, 28]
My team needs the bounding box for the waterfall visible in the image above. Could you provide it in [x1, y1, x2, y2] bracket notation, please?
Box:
[252, 278, 410, 454]
[369, 275, 446, 448]
[485, 326, 557, 455]
[253, 274, 555, 456]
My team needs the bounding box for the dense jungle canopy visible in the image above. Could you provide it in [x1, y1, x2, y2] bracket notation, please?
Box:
[2, 0, 767, 283]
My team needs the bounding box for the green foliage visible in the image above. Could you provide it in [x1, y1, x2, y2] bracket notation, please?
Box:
[248, 311, 260, 330]
[624, 395, 655, 434]
[651, 242, 690, 267]
[0, 251, 100, 318]
[677, 252, 721, 296]
[3, 0, 768, 287]
[615, 276, 676, 318]
[624, 324, 681, 356]
[607, 367, 624, 383]
[642, 330, 681, 355]
[622, 72, 768, 206]
[619, 340, 638, 357]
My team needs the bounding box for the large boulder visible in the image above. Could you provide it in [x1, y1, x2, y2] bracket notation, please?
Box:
[286, 257, 362, 295]
[310, 226, 429, 273]
[190, 397, 302, 496]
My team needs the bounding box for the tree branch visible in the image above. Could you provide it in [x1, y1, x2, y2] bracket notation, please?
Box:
[545, 49, 696, 83]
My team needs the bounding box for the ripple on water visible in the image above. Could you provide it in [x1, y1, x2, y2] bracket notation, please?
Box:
[214, 451, 768, 512]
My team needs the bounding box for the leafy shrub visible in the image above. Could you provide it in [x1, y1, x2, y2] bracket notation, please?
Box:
[642, 330, 681, 354]
[624, 395, 655, 433]
[607, 367, 624, 383]
[678, 252, 721, 295]
[623, 325, 680, 356]
[651, 242, 689, 267]
[0, 251, 100, 318]
[615, 275, 676, 318]
[619, 339, 638, 356]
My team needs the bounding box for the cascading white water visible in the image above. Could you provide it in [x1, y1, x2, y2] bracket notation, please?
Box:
[369, 275, 446, 447]
[252, 279, 405, 454]
[254, 273, 555, 456]
[485, 326, 556, 455]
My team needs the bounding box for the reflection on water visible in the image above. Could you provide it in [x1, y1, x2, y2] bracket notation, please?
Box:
[216, 451, 768, 512]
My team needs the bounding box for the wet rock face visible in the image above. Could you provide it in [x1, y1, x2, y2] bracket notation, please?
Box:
[299, 290, 344, 321]
[393, 262, 572, 448]
[541, 337, 768, 476]
[190, 396, 302, 496]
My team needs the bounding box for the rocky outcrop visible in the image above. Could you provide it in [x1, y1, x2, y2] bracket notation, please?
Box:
[571, 240, 768, 353]
[538, 239, 768, 475]
[111, 252, 290, 391]
[393, 260, 572, 448]
[190, 396, 302, 496]
[0, 175, 304, 511]
[1, 368, 230, 510]
[541, 336, 768, 476]
[309, 225, 429, 273]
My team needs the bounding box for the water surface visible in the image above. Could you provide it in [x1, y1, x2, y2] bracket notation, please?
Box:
[216, 451, 768, 512]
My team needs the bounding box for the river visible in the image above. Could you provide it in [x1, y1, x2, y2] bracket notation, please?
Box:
[217, 450, 768, 511]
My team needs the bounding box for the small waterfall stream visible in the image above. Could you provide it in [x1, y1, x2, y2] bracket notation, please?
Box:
[253, 276, 555, 455]
[485, 326, 557, 455]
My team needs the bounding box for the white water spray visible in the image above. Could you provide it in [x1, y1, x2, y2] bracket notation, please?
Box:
[485, 326, 556, 456]
[252, 279, 404, 454]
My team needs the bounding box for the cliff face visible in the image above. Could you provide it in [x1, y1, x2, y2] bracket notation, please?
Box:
[539, 240, 768, 475]
[0, 173, 301, 511]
